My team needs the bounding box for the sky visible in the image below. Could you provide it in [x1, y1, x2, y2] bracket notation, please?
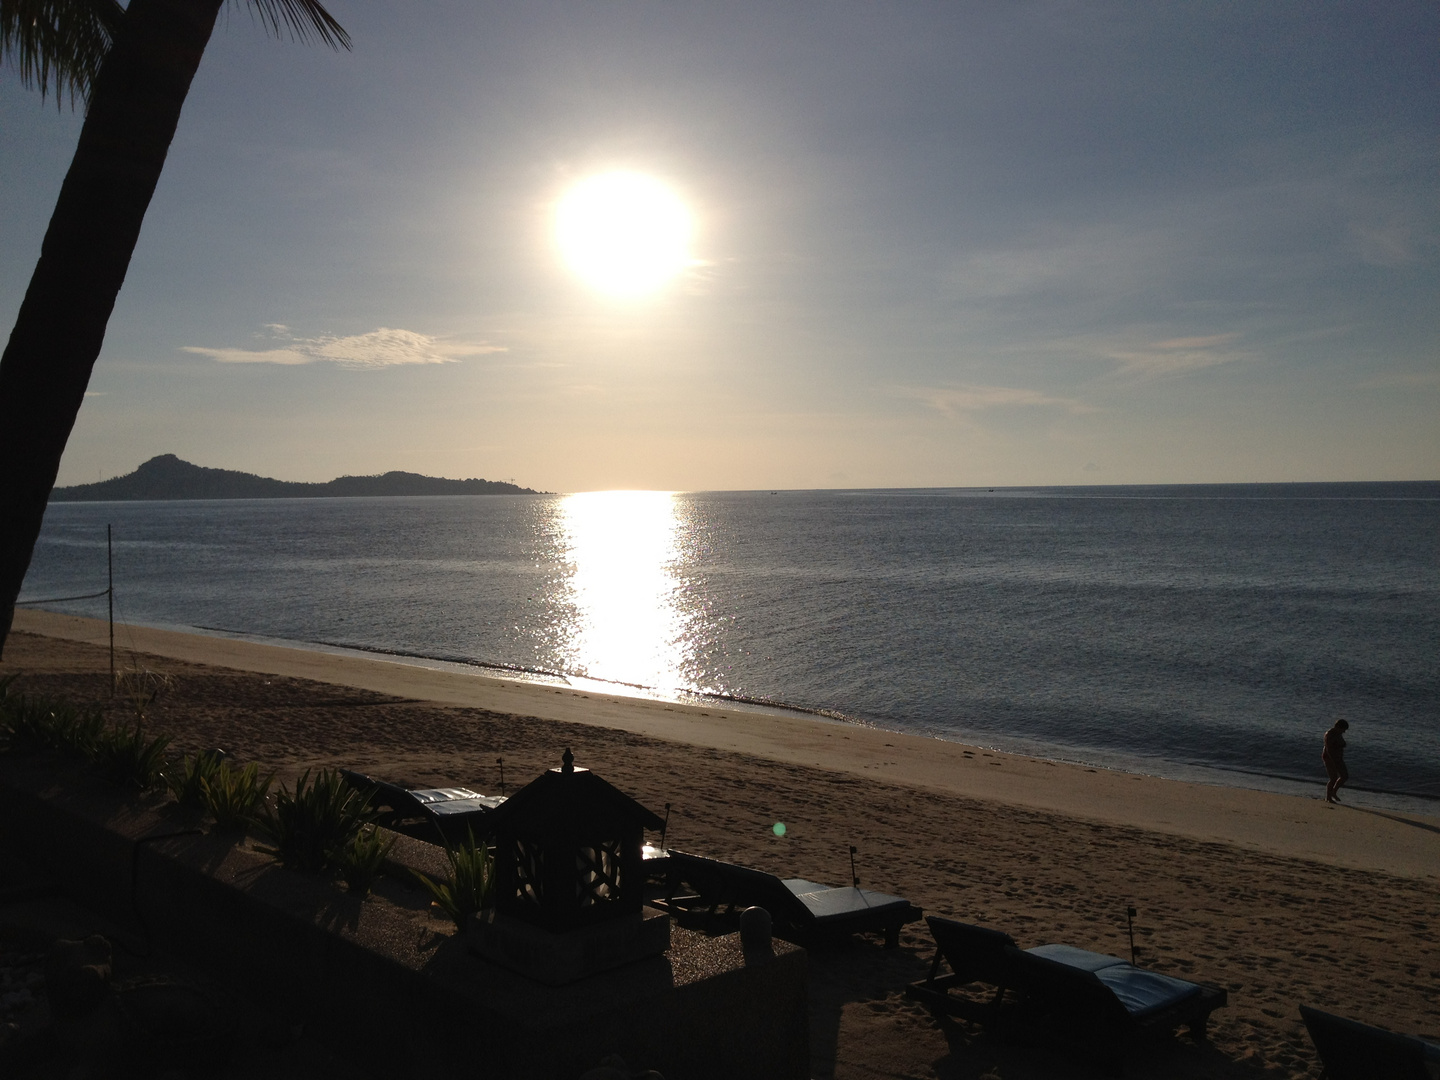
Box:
[3, 0, 1437, 492]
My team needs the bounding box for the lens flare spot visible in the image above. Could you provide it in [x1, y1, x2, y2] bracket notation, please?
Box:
[772, 822, 787, 837]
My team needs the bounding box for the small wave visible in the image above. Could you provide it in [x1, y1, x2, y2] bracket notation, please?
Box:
[305, 637, 577, 682]
[299, 636, 871, 723]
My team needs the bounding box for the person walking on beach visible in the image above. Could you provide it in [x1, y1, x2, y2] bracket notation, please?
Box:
[1323, 718, 1349, 803]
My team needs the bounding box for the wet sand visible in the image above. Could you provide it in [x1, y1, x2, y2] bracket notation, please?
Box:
[5, 610, 1438, 1079]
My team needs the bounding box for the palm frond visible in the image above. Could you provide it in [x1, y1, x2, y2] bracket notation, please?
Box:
[242, 0, 349, 51]
[0, 0, 123, 108]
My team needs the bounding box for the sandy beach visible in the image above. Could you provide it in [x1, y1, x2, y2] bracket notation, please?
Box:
[5, 609, 1439, 1079]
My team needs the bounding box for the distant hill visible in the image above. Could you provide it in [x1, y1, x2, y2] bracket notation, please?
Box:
[50, 455, 544, 501]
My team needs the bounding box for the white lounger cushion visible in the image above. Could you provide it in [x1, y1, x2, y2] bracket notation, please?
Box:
[783, 881, 913, 919]
[408, 787, 505, 816]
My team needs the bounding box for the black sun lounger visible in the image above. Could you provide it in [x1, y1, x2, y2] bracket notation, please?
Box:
[665, 849, 921, 947]
[1300, 1005, 1440, 1080]
[340, 769, 505, 845]
[904, 917, 1018, 1022]
[908, 916, 1227, 1068]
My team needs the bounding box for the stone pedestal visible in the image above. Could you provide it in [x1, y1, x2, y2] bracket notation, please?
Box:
[469, 908, 671, 985]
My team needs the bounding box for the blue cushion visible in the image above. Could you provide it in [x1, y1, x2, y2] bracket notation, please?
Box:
[1027, 944, 1127, 973]
[1026, 944, 1203, 1019]
[1093, 965, 1203, 1019]
[782, 879, 832, 895]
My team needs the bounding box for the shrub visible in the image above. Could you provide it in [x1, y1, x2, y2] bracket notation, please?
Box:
[164, 748, 228, 809]
[337, 824, 396, 897]
[0, 681, 105, 758]
[254, 768, 374, 874]
[90, 722, 172, 791]
[200, 760, 272, 831]
[413, 829, 494, 930]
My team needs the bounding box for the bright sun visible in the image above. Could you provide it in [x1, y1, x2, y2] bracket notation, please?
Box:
[555, 172, 693, 297]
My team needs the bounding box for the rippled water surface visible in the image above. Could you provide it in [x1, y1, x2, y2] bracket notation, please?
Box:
[22, 483, 1440, 809]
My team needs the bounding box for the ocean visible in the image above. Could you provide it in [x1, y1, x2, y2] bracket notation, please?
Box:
[19, 483, 1440, 814]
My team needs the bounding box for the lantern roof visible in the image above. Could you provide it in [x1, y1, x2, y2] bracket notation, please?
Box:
[479, 748, 665, 835]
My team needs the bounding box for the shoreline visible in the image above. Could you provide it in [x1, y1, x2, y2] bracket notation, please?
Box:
[24, 605, 1439, 813]
[12, 608, 1439, 880]
[180, 629, 1440, 808]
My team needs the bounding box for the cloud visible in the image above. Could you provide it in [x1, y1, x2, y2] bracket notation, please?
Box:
[1149, 334, 1239, 350]
[183, 327, 506, 368]
[187, 347, 314, 366]
[1348, 223, 1418, 268]
[1100, 332, 1245, 377]
[1357, 371, 1440, 390]
[906, 383, 1094, 417]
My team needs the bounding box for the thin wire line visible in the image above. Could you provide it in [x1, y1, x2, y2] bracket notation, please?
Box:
[15, 589, 111, 605]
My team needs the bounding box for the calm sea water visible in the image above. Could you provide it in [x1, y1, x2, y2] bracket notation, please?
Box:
[20, 484, 1440, 812]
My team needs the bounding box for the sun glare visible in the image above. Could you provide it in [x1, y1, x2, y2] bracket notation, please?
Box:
[555, 172, 693, 297]
[557, 490, 687, 690]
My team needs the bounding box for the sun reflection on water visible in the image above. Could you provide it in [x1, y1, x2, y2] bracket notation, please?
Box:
[557, 490, 689, 691]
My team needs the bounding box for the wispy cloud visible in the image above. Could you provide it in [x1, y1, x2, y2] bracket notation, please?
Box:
[1348, 223, 1420, 268]
[1100, 332, 1245, 377]
[183, 327, 506, 368]
[905, 383, 1094, 416]
[1357, 370, 1440, 390]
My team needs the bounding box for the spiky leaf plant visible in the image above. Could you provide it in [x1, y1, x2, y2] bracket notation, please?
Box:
[199, 759, 272, 831]
[163, 747, 227, 808]
[90, 721, 172, 790]
[413, 829, 494, 931]
[254, 768, 374, 874]
[0, 682, 104, 758]
[338, 824, 396, 897]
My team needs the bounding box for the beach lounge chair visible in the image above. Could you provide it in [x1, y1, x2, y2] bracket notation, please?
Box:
[904, 917, 1017, 1022]
[1300, 1005, 1440, 1080]
[340, 769, 505, 845]
[664, 849, 921, 947]
[908, 916, 1227, 1068]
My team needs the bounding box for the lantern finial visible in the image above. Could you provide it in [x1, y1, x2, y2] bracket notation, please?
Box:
[561, 747, 575, 773]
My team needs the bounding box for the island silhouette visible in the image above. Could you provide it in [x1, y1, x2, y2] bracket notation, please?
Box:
[50, 454, 543, 501]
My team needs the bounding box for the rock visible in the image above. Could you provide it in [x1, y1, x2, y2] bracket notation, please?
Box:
[44, 935, 112, 1020]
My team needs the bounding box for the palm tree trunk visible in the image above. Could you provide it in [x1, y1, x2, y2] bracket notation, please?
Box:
[0, 0, 223, 657]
